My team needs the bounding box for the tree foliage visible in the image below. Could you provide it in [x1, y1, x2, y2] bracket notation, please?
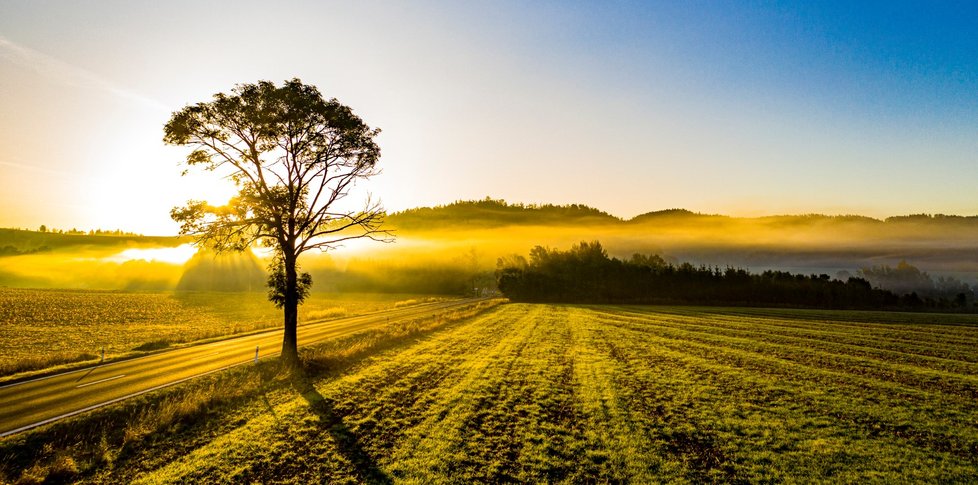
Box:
[266, 253, 313, 309]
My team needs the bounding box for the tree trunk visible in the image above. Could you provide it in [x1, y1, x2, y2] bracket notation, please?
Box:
[281, 251, 300, 367]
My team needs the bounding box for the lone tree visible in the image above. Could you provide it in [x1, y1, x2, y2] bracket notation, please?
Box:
[164, 79, 391, 366]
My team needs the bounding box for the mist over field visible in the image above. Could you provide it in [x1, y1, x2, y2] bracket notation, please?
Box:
[4, 200, 978, 294]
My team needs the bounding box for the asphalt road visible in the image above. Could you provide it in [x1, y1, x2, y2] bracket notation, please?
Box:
[0, 298, 485, 437]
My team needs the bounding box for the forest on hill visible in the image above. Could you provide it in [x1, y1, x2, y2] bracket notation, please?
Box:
[7, 198, 978, 246]
[386, 197, 621, 228]
[386, 199, 978, 287]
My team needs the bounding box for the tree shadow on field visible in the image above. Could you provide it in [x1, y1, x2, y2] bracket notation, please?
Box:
[293, 371, 391, 484]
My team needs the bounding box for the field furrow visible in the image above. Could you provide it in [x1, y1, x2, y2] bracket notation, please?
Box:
[689, 307, 978, 346]
[615, 307, 978, 371]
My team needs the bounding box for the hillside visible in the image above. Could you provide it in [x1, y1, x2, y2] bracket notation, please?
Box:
[8, 200, 978, 242]
[0, 228, 184, 256]
[7, 201, 978, 292]
[387, 198, 978, 233]
[386, 198, 621, 229]
[380, 200, 978, 286]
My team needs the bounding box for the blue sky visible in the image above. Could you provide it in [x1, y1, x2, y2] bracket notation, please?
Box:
[0, 1, 976, 233]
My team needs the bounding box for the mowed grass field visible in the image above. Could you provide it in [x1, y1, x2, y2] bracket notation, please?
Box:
[0, 304, 978, 483]
[10, 303, 972, 483]
[0, 288, 444, 376]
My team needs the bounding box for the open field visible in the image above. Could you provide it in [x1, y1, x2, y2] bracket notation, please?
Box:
[0, 288, 446, 376]
[2, 302, 976, 482]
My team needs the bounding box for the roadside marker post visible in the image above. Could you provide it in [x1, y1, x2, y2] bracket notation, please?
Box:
[255, 346, 259, 364]
[100, 347, 104, 364]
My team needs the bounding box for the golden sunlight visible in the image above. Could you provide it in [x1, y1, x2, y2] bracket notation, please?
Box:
[106, 243, 198, 265]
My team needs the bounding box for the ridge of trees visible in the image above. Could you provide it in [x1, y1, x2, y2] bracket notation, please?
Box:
[387, 197, 621, 228]
[388, 198, 978, 229]
[9, 201, 978, 239]
[497, 241, 975, 311]
[2, 226, 147, 236]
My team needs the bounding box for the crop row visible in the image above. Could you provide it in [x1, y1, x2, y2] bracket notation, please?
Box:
[602, 306, 978, 367]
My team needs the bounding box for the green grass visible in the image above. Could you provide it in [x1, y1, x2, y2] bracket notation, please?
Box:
[0, 288, 447, 377]
[2, 303, 977, 482]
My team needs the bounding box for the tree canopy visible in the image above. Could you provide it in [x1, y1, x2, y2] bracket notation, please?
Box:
[164, 79, 387, 253]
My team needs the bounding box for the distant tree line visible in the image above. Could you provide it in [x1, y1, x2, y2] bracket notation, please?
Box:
[497, 241, 975, 311]
[385, 197, 978, 231]
[33, 225, 143, 237]
[0, 228, 180, 258]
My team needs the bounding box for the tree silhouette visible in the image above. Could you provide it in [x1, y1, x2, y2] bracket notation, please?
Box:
[164, 79, 391, 366]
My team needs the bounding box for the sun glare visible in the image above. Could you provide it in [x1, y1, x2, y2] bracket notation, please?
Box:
[107, 243, 198, 265]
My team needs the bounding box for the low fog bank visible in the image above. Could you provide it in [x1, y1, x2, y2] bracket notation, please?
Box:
[2, 214, 978, 297]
